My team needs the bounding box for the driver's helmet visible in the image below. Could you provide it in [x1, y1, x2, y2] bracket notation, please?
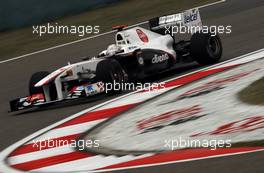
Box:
[105, 44, 121, 56]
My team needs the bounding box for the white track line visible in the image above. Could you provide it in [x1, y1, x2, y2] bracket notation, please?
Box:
[195, 0, 225, 9]
[0, 0, 226, 64]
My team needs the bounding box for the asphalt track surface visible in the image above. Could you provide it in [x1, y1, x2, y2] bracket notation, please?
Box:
[0, 0, 264, 172]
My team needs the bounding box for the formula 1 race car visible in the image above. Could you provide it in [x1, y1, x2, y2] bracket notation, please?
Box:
[9, 8, 222, 112]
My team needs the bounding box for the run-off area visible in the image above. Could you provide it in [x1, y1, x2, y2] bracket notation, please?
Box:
[86, 58, 264, 152]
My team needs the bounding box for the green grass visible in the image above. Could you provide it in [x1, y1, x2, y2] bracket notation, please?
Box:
[238, 77, 264, 105]
[0, 0, 215, 60]
[231, 140, 264, 147]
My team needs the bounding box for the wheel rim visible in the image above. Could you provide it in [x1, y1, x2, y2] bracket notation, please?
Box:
[208, 36, 220, 57]
[111, 68, 123, 83]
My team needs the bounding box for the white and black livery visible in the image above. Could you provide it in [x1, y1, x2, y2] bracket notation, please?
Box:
[9, 8, 222, 112]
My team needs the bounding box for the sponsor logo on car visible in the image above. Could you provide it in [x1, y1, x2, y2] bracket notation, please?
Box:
[152, 53, 169, 64]
[128, 46, 138, 50]
[136, 29, 149, 43]
[159, 14, 182, 25]
[85, 82, 104, 96]
[184, 9, 198, 23]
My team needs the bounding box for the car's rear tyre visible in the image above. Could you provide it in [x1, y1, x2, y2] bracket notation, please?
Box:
[190, 32, 222, 65]
[96, 59, 125, 94]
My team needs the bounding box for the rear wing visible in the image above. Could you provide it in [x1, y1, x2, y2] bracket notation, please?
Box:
[149, 8, 202, 34]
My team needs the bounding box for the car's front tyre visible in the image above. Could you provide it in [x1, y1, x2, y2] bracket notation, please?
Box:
[29, 71, 50, 95]
[29, 71, 57, 100]
[96, 59, 126, 94]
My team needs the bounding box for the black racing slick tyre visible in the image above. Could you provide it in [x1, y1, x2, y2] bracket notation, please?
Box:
[190, 32, 222, 65]
[96, 59, 125, 94]
[29, 71, 50, 95]
[29, 71, 57, 100]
